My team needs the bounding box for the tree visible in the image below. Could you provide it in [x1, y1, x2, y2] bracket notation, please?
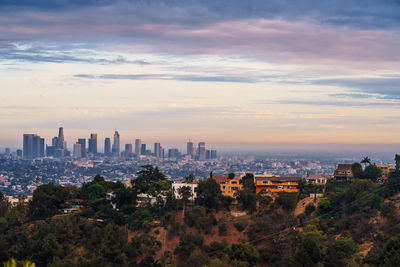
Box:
[185, 174, 195, 184]
[395, 154, 400, 172]
[382, 236, 400, 266]
[352, 162, 363, 179]
[228, 243, 259, 266]
[178, 186, 192, 218]
[241, 173, 255, 193]
[294, 225, 327, 267]
[196, 178, 221, 210]
[275, 192, 298, 211]
[132, 165, 166, 193]
[361, 156, 371, 169]
[363, 164, 382, 181]
[228, 173, 235, 179]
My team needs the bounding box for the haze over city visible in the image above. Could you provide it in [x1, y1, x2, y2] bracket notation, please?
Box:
[1, 0, 400, 152]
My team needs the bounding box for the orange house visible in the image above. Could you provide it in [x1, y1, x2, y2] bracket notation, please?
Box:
[212, 176, 243, 198]
[255, 176, 301, 194]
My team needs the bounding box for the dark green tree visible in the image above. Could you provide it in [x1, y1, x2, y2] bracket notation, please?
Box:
[196, 178, 221, 210]
[352, 162, 363, 179]
[132, 165, 166, 193]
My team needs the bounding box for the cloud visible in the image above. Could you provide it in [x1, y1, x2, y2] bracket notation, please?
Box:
[74, 73, 260, 83]
[267, 99, 400, 108]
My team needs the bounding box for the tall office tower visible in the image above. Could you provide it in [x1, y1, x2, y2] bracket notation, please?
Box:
[23, 134, 33, 159]
[125, 144, 132, 154]
[161, 147, 165, 158]
[112, 131, 120, 155]
[187, 141, 194, 156]
[5, 148, 10, 155]
[154, 142, 161, 158]
[58, 127, 65, 148]
[40, 138, 45, 157]
[104, 138, 111, 156]
[206, 150, 211, 159]
[197, 142, 206, 161]
[73, 143, 82, 158]
[78, 138, 86, 157]
[135, 139, 141, 155]
[32, 135, 41, 158]
[211, 150, 217, 159]
[141, 144, 147, 155]
[88, 133, 97, 154]
[16, 149, 22, 157]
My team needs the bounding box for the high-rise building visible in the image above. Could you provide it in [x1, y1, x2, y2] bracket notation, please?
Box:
[16, 149, 22, 157]
[135, 139, 141, 155]
[197, 142, 206, 161]
[88, 133, 97, 154]
[73, 143, 82, 158]
[5, 148, 10, 155]
[154, 142, 161, 158]
[78, 138, 86, 157]
[187, 141, 194, 156]
[23, 134, 33, 159]
[40, 138, 45, 157]
[112, 131, 120, 155]
[125, 144, 133, 155]
[23, 134, 44, 159]
[104, 138, 111, 156]
[141, 144, 147, 155]
[211, 150, 217, 159]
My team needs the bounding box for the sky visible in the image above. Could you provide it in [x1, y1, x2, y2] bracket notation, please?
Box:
[1, 0, 400, 151]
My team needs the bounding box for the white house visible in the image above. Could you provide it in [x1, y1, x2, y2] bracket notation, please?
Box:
[171, 181, 198, 202]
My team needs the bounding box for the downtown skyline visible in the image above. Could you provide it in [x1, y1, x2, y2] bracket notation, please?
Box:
[1, 1, 400, 150]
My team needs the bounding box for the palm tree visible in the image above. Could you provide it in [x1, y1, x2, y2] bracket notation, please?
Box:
[361, 156, 371, 169]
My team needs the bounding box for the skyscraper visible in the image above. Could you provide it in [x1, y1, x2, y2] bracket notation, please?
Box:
[112, 131, 120, 155]
[73, 143, 82, 158]
[141, 144, 147, 155]
[187, 141, 194, 156]
[135, 139, 141, 155]
[88, 133, 97, 154]
[154, 142, 161, 158]
[23, 134, 44, 159]
[104, 138, 111, 156]
[78, 138, 86, 157]
[197, 142, 206, 161]
[125, 144, 132, 155]
[23, 134, 33, 159]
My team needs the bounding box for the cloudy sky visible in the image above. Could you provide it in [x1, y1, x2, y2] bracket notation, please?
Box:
[1, 0, 400, 151]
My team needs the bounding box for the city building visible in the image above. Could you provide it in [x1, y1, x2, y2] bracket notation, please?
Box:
[135, 139, 141, 155]
[141, 144, 147, 155]
[88, 133, 98, 154]
[171, 181, 198, 201]
[23, 134, 44, 159]
[104, 138, 111, 156]
[77, 138, 86, 157]
[168, 148, 180, 158]
[197, 142, 206, 161]
[154, 142, 161, 158]
[112, 131, 120, 155]
[73, 143, 82, 158]
[255, 176, 301, 193]
[333, 164, 354, 182]
[124, 144, 133, 157]
[212, 176, 242, 198]
[187, 141, 194, 156]
[305, 174, 331, 185]
[5, 148, 10, 155]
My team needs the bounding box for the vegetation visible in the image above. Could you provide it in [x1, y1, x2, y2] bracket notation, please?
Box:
[1, 156, 400, 266]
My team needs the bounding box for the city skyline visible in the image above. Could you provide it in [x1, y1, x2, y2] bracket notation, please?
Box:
[1, 1, 400, 150]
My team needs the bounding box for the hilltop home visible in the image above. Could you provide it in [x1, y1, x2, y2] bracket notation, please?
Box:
[212, 176, 243, 198]
[255, 176, 301, 194]
[305, 174, 332, 185]
[375, 163, 394, 179]
[333, 164, 354, 182]
[171, 181, 198, 202]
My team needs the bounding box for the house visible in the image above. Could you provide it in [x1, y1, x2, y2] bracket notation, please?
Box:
[375, 163, 394, 179]
[255, 176, 301, 194]
[333, 164, 354, 181]
[136, 193, 166, 206]
[305, 174, 332, 185]
[171, 181, 198, 202]
[212, 176, 243, 198]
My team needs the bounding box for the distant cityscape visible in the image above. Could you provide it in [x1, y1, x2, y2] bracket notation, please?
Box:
[20, 127, 218, 161]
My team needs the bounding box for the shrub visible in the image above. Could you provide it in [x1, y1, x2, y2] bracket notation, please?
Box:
[305, 203, 315, 215]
